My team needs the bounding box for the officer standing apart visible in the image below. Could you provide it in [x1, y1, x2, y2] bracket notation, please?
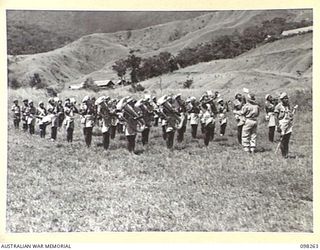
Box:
[241, 93, 260, 153]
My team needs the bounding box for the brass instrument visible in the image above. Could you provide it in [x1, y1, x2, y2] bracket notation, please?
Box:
[157, 95, 183, 129]
[117, 97, 146, 133]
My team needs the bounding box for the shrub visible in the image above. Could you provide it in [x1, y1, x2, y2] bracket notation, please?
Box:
[183, 79, 193, 88]
[83, 77, 100, 93]
[8, 78, 21, 89]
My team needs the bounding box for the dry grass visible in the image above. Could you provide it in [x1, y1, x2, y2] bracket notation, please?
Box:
[6, 90, 312, 232]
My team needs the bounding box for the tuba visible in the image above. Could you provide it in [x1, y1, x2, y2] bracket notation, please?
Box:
[157, 95, 183, 130]
[117, 97, 146, 133]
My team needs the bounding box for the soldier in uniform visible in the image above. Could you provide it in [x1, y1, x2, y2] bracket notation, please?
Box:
[26, 100, 37, 135]
[217, 98, 228, 136]
[186, 96, 200, 139]
[96, 96, 112, 150]
[109, 98, 119, 138]
[21, 99, 29, 132]
[174, 94, 188, 143]
[152, 96, 159, 127]
[265, 94, 277, 142]
[56, 99, 65, 128]
[64, 98, 78, 142]
[201, 103, 215, 146]
[36, 101, 48, 138]
[199, 91, 217, 141]
[232, 93, 246, 144]
[157, 95, 179, 149]
[240, 93, 260, 153]
[47, 98, 59, 141]
[135, 95, 154, 146]
[274, 92, 296, 158]
[80, 96, 95, 147]
[117, 97, 140, 153]
[11, 100, 21, 129]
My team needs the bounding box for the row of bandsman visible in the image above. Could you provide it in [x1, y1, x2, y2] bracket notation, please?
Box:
[11, 90, 297, 157]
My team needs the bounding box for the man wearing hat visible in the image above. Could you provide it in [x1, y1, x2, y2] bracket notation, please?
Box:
[36, 101, 48, 138]
[201, 103, 215, 146]
[217, 98, 228, 136]
[186, 96, 200, 139]
[274, 92, 296, 158]
[47, 98, 59, 141]
[240, 93, 260, 153]
[11, 100, 21, 129]
[96, 96, 112, 149]
[108, 98, 120, 138]
[174, 94, 188, 143]
[80, 96, 95, 147]
[64, 98, 79, 143]
[135, 97, 154, 146]
[151, 96, 159, 127]
[56, 99, 65, 128]
[26, 100, 37, 135]
[21, 99, 29, 132]
[265, 94, 277, 142]
[117, 97, 139, 153]
[232, 93, 246, 144]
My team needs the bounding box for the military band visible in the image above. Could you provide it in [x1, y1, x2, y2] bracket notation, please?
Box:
[10, 90, 297, 157]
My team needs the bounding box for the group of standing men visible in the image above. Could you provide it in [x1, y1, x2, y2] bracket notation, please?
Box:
[11, 90, 297, 158]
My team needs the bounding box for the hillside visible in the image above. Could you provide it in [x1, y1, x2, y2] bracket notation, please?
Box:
[136, 32, 312, 99]
[7, 9, 312, 91]
[7, 10, 209, 55]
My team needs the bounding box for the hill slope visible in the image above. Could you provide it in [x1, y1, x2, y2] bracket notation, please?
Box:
[7, 9, 312, 91]
[7, 11, 209, 55]
[135, 32, 312, 99]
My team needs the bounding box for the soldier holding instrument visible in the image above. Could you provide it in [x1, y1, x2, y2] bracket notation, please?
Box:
[186, 96, 200, 139]
[64, 98, 78, 143]
[80, 96, 95, 147]
[36, 101, 48, 138]
[11, 100, 21, 129]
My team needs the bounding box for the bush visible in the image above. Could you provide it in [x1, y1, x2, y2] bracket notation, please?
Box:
[129, 83, 145, 93]
[46, 87, 58, 97]
[8, 78, 21, 89]
[83, 77, 100, 93]
[183, 79, 193, 88]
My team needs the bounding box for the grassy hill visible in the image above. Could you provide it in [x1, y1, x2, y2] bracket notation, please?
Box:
[7, 10, 209, 55]
[7, 9, 312, 91]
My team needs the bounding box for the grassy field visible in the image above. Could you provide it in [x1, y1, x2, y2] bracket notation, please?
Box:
[6, 89, 313, 232]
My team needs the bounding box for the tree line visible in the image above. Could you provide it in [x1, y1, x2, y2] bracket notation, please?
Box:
[112, 17, 312, 84]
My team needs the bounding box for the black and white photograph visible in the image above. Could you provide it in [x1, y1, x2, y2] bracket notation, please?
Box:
[6, 9, 313, 233]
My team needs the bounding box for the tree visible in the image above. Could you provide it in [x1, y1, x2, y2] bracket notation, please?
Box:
[112, 59, 127, 81]
[125, 52, 142, 84]
[83, 77, 99, 92]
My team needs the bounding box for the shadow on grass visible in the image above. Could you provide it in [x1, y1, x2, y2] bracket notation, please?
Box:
[256, 147, 273, 153]
[134, 149, 145, 155]
[214, 137, 228, 142]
